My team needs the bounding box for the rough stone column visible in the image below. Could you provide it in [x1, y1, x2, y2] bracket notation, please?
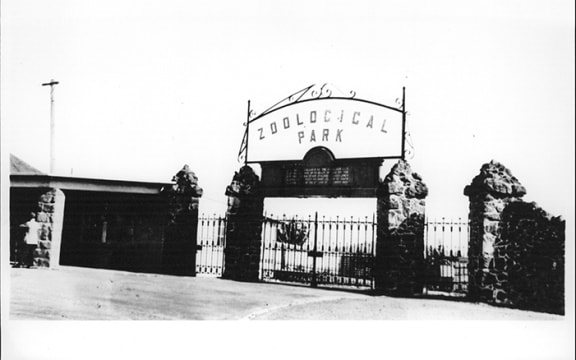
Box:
[222, 166, 264, 282]
[35, 188, 66, 268]
[464, 160, 526, 301]
[375, 160, 428, 295]
[161, 165, 203, 276]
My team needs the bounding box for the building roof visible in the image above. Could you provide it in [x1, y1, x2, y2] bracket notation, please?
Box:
[10, 154, 45, 175]
[10, 154, 171, 194]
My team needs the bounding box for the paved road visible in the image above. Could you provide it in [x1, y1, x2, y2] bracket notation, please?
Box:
[9, 266, 560, 320]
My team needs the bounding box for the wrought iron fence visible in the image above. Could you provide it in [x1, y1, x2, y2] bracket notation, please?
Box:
[196, 214, 226, 276]
[423, 218, 469, 296]
[260, 213, 377, 289]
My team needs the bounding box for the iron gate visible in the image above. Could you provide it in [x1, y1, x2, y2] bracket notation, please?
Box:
[196, 214, 226, 275]
[260, 212, 377, 288]
[195, 213, 470, 296]
[423, 218, 469, 296]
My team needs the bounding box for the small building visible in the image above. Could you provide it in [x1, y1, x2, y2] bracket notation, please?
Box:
[10, 154, 175, 274]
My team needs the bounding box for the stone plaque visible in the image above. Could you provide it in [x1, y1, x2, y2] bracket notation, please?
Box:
[283, 166, 352, 186]
[303, 168, 330, 185]
[285, 168, 299, 185]
[331, 167, 351, 185]
[260, 153, 381, 197]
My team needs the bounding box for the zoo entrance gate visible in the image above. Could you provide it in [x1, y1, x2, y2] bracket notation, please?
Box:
[195, 214, 469, 296]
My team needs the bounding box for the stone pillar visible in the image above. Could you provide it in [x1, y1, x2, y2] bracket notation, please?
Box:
[375, 160, 428, 295]
[464, 160, 526, 301]
[34, 188, 65, 268]
[222, 166, 264, 282]
[161, 165, 203, 276]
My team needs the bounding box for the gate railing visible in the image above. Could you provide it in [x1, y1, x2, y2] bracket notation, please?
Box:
[260, 213, 377, 289]
[196, 214, 226, 275]
[196, 213, 471, 296]
[423, 218, 469, 296]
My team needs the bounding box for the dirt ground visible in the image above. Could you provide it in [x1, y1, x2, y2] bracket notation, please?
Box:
[8, 266, 561, 320]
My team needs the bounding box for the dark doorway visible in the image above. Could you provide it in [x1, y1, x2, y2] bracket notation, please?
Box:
[9, 188, 45, 264]
[60, 190, 167, 274]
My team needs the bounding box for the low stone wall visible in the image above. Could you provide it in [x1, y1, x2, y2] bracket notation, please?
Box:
[493, 201, 565, 314]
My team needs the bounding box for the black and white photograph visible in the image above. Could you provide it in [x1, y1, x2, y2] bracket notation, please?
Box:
[1, 0, 574, 359]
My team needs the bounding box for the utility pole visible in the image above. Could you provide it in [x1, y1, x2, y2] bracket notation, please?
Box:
[42, 79, 59, 174]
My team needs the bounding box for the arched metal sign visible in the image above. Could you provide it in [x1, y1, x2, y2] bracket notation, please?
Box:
[238, 84, 406, 163]
[237, 84, 407, 197]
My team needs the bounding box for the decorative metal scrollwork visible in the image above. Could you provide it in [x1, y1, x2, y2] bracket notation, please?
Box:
[404, 143, 415, 159]
[404, 121, 415, 160]
[258, 83, 357, 119]
[308, 83, 355, 100]
[395, 97, 405, 110]
[310, 84, 332, 98]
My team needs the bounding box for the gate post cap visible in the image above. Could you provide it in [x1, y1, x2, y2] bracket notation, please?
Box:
[464, 160, 526, 198]
[379, 159, 428, 199]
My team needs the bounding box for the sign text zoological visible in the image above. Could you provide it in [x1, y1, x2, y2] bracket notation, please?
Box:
[247, 98, 403, 162]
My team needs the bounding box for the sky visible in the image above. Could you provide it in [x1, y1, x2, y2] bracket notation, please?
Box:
[2, 0, 574, 222]
[1, 1, 575, 358]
